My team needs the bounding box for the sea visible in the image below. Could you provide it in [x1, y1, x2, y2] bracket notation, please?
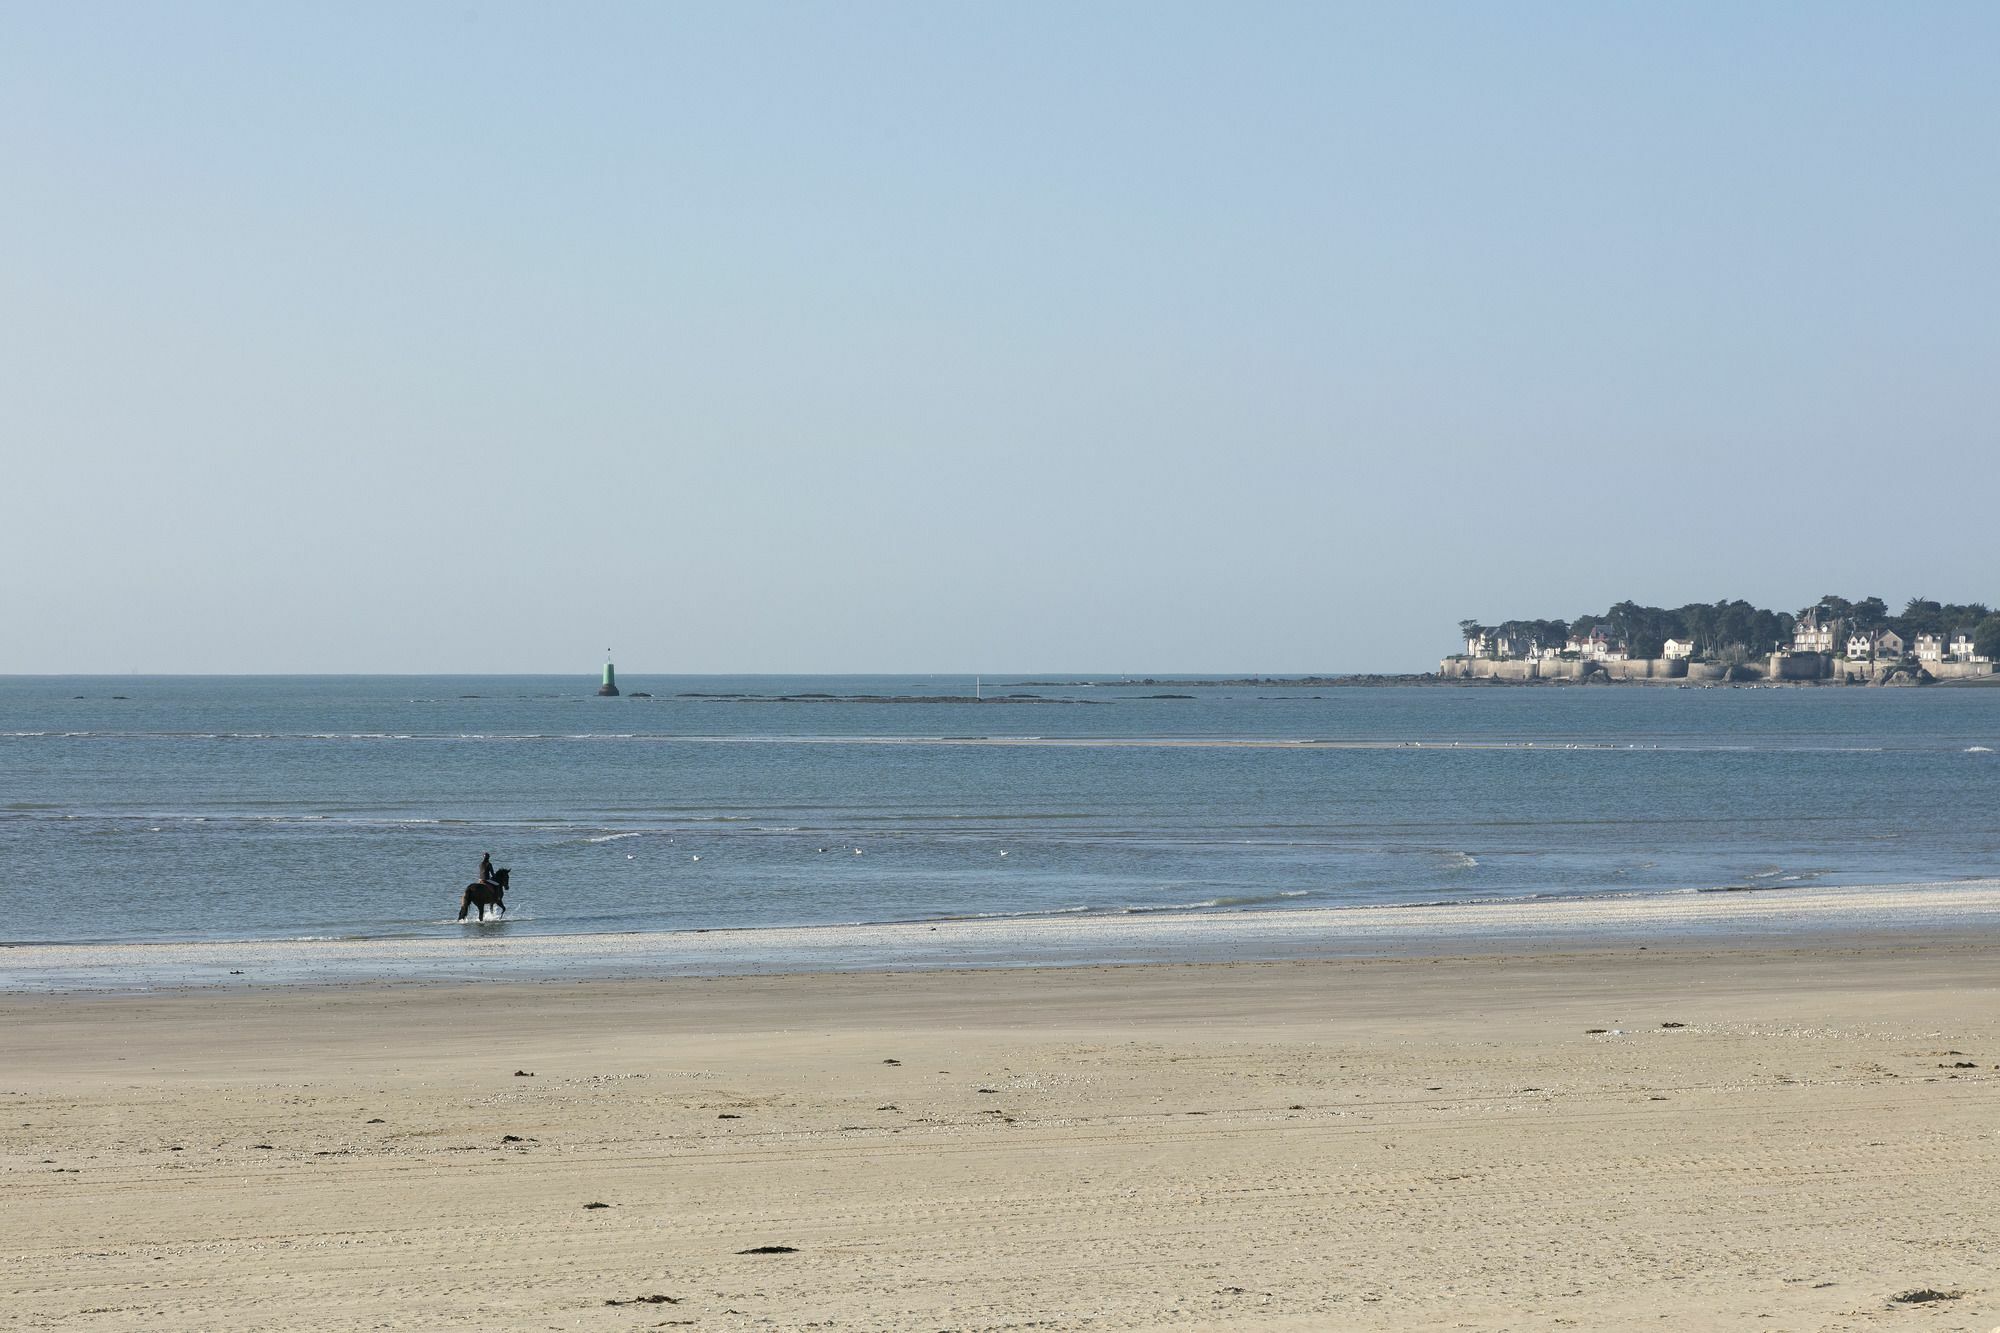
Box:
[3, 675, 1998, 985]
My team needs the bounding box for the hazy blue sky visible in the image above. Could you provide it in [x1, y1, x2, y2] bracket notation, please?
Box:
[4, 3, 1995, 673]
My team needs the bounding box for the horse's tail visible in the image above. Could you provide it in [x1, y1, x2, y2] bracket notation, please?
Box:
[457, 887, 473, 921]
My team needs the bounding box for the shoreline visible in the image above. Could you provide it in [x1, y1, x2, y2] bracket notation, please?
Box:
[8, 876, 1998, 994]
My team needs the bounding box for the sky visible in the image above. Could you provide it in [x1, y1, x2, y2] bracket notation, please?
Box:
[2, 3, 1995, 674]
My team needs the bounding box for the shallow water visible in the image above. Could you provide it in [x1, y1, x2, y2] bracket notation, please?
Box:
[2, 675, 1997, 948]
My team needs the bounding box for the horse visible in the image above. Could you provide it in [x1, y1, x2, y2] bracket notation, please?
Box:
[458, 867, 510, 921]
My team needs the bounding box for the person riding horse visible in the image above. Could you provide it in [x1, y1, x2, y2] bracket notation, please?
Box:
[460, 864, 509, 921]
[478, 852, 495, 885]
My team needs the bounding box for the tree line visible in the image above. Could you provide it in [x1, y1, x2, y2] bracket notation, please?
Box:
[1460, 596, 2000, 663]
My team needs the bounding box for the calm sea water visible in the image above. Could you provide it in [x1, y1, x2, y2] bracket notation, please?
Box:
[2, 675, 1997, 946]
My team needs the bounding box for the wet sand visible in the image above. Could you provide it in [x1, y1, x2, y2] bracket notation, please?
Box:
[5, 943, 1999, 1330]
[9, 878, 2000, 992]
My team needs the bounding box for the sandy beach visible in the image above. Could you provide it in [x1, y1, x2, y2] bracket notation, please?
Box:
[5, 942, 1998, 1331]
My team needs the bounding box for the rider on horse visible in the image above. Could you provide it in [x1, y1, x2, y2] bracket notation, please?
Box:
[460, 856, 510, 921]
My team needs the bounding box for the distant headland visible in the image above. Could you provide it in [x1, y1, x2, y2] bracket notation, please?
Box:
[1447, 596, 1998, 685]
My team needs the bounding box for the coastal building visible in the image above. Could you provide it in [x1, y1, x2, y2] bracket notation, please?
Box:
[1872, 628, 1906, 659]
[1950, 632, 1989, 663]
[1663, 637, 1696, 661]
[1564, 628, 1627, 662]
[1493, 633, 1533, 660]
[1844, 632, 1874, 660]
[1915, 633, 1945, 664]
[1792, 613, 1838, 654]
[1465, 630, 1492, 658]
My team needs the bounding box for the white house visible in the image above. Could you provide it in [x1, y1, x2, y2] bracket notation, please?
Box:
[1950, 632, 1989, 663]
[1663, 637, 1696, 661]
[1564, 628, 1628, 662]
[1845, 632, 1873, 660]
[1915, 633, 1945, 663]
[1464, 630, 1492, 658]
[1792, 613, 1837, 654]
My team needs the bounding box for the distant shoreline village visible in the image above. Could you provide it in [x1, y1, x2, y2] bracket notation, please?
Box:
[1445, 597, 1997, 685]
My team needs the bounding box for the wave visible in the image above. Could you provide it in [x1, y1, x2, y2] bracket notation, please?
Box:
[863, 890, 1317, 927]
[1120, 890, 1313, 914]
[0, 730, 1955, 755]
[0, 811, 486, 832]
[1969, 746, 1994, 753]
[585, 832, 641, 844]
[934, 905, 1094, 922]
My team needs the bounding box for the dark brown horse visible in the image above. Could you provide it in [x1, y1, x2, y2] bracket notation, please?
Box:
[458, 867, 509, 921]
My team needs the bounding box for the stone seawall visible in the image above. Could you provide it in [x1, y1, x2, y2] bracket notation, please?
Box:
[1600, 658, 1687, 681]
[1440, 658, 1574, 681]
[1441, 657, 1676, 682]
[1471, 659, 1540, 683]
[1768, 652, 1831, 681]
[1783, 655, 1992, 684]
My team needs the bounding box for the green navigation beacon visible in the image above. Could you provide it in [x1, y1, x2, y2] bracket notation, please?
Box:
[598, 652, 620, 697]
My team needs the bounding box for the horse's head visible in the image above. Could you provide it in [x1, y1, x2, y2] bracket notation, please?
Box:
[493, 867, 510, 890]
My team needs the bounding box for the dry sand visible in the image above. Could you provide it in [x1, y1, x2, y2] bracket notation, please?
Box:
[4, 943, 1998, 1331]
